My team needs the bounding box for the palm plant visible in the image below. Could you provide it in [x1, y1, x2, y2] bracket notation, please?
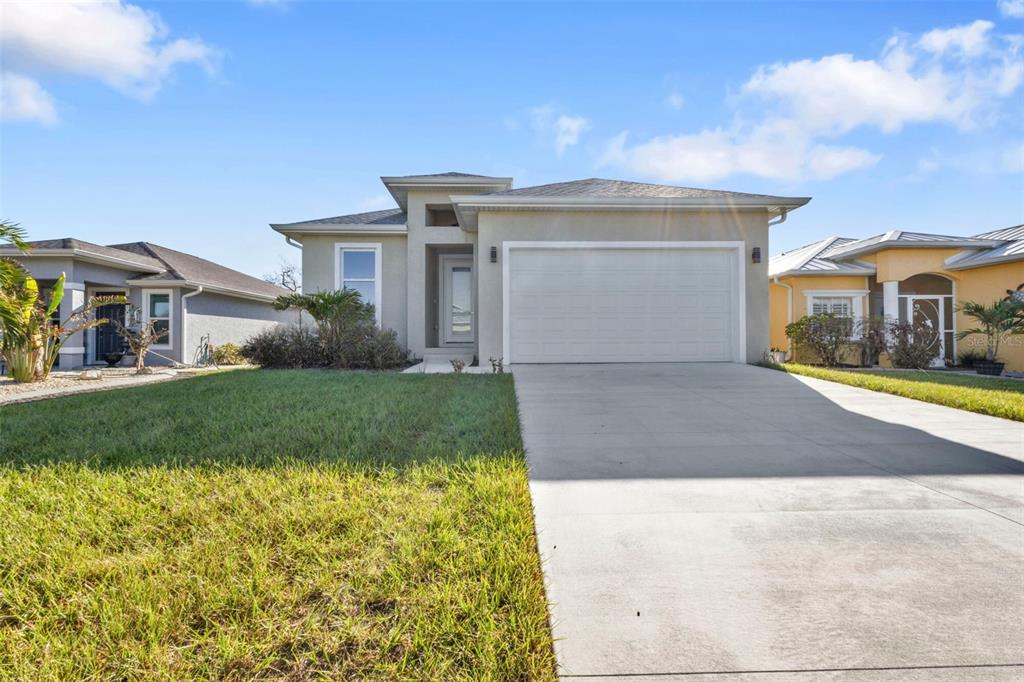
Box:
[956, 299, 1024, 363]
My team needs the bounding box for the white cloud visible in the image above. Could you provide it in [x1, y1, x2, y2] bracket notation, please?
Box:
[999, 0, 1024, 18]
[526, 105, 589, 156]
[0, 0, 217, 124]
[604, 19, 1023, 183]
[666, 92, 685, 110]
[0, 73, 57, 125]
[917, 20, 994, 57]
[553, 115, 589, 156]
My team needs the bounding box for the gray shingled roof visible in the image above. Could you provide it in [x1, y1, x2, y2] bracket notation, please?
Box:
[9, 238, 288, 299]
[482, 177, 794, 201]
[18, 238, 165, 270]
[387, 171, 507, 180]
[110, 242, 289, 298]
[272, 208, 407, 228]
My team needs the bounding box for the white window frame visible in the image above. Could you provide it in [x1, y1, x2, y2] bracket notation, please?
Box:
[804, 289, 867, 337]
[143, 289, 174, 350]
[334, 242, 382, 326]
[501, 241, 747, 365]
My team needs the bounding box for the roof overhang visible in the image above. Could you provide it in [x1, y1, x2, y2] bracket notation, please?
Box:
[826, 238, 1004, 260]
[770, 266, 877, 278]
[0, 247, 165, 273]
[943, 249, 1024, 271]
[381, 175, 513, 210]
[270, 223, 408, 238]
[124, 278, 280, 303]
[450, 195, 811, 232]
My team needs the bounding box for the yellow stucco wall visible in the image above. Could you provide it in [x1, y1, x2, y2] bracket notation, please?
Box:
[874, 249, 962, 282]
[955, 260, 1024, 370]
[769, 247, 1024, 370]
[769, 275, 870, 359]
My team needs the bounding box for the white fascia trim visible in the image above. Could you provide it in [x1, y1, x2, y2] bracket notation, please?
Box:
[64, 281, 86, 291]
[771, 266, 876, 277]
[501, 241, 747, 365]
[58, 346, 86, 354]
[827, 239, 1004, 260]
[0, 248, 164, 273]
[335, 242, 383, 326]
[126, 280, 278, 303]
[271, 224, 407, 236]
[451, 195, 811, 210]
[143, 288, 174, 350]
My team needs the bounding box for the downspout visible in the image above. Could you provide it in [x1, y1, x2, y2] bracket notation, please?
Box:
[773, 276, 793, 359]
[768, 208, 789, 226]
[181, 285, 203, 366]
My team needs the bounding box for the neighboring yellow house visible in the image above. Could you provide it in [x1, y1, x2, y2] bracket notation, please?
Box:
[769, 226, 1024, 371]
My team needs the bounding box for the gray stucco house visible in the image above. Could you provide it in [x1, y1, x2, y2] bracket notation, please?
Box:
[2, 239, 293, 368]
[272, 172, 810, 365]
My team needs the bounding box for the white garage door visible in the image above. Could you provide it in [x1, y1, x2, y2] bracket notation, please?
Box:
[507, 245, 740, 363]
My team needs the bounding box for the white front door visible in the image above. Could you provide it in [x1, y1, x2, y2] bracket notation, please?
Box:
[441, 255, 474, 345]
[908, 295, 945, 367]
[506, 245, 741, 363]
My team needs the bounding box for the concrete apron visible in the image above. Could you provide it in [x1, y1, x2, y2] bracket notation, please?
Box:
[513, 363, 1024, 680]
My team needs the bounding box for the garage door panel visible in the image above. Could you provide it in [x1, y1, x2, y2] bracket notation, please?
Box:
[508, 246, 738, 363]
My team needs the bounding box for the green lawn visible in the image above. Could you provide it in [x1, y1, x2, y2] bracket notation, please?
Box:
[0, 371, 556, 680]
[775, 364, 1024, 422]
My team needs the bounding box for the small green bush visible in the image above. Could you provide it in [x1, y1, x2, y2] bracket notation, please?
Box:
[785, 313, 852, 367]
[212, 342, 242, 365]
[957, 349, 987, 368]
[888, 320, 940, 369]
[241, 324, 406, 370]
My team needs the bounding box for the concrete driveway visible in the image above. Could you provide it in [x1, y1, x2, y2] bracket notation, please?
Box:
[515, 363, 1024, 680]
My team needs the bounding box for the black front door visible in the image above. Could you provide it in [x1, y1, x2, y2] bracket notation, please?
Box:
[95, 293, 126, 357]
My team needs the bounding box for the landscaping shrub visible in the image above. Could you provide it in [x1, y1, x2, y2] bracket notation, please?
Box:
[322, 323, 406, 369]
[957, 349, 987, 368]
[785, 313, 853, 367]
[212, 342, 242, 365]
[888, 320, 940, 369]
[854, 316, 889, 366]
[240, 325, 321, 368]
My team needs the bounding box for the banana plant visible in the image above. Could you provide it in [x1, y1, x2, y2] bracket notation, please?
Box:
[1, 269, 126, 383]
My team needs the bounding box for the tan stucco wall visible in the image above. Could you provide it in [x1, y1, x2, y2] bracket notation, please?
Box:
[477, 208, 772, 364]
[404, 190, 477, 355]
[300, 233, 409, 348]
[956, 260, 1024, 370]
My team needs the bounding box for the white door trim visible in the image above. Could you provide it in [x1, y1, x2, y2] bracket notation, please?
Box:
[501, 241, 747, 364]
[439, 254, 474, 346]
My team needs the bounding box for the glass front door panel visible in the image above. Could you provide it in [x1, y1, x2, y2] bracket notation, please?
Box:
[450, 267, 471, 335]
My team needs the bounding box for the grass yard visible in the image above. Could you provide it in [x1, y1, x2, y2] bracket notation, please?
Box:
[0, 370, 555, 680]
[775, 364, 1024, 422]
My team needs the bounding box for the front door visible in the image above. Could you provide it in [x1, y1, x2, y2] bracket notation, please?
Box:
[908, 296, 945, 367]
[94, 293, 126, 359]
[440, 256, 474, 345]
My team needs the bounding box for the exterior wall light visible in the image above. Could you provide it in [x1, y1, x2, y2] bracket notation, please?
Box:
[490, 246, 497, 263]
[752, 247, 761, 264]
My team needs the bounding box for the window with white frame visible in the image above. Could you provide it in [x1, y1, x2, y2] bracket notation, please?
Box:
[810, 296, 853, 317]
[335, 243, 382, 324]
[143, 290, 172, 348]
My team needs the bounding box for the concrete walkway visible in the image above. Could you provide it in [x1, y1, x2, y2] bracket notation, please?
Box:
[514, 363, 1024, 680]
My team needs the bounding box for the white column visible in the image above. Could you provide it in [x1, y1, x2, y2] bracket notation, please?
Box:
[882, 280, 899, 322]
[58, 282, 87, 367]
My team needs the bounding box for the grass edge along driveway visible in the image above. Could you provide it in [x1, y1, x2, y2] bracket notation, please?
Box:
[0, 370, 556, 681]
[772, 363, 1024, 422]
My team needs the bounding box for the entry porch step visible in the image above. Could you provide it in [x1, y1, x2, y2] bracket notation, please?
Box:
[404, 348, 483, 374]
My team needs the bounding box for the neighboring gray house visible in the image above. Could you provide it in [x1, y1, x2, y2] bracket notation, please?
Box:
[272, 172, 810, 365]
[2, 239, 293, 369]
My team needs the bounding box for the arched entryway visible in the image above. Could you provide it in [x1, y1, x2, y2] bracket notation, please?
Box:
[898, 273, 955, 365]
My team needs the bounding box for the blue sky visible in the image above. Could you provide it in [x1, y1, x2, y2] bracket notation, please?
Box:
[2, 1, 1023, 280]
